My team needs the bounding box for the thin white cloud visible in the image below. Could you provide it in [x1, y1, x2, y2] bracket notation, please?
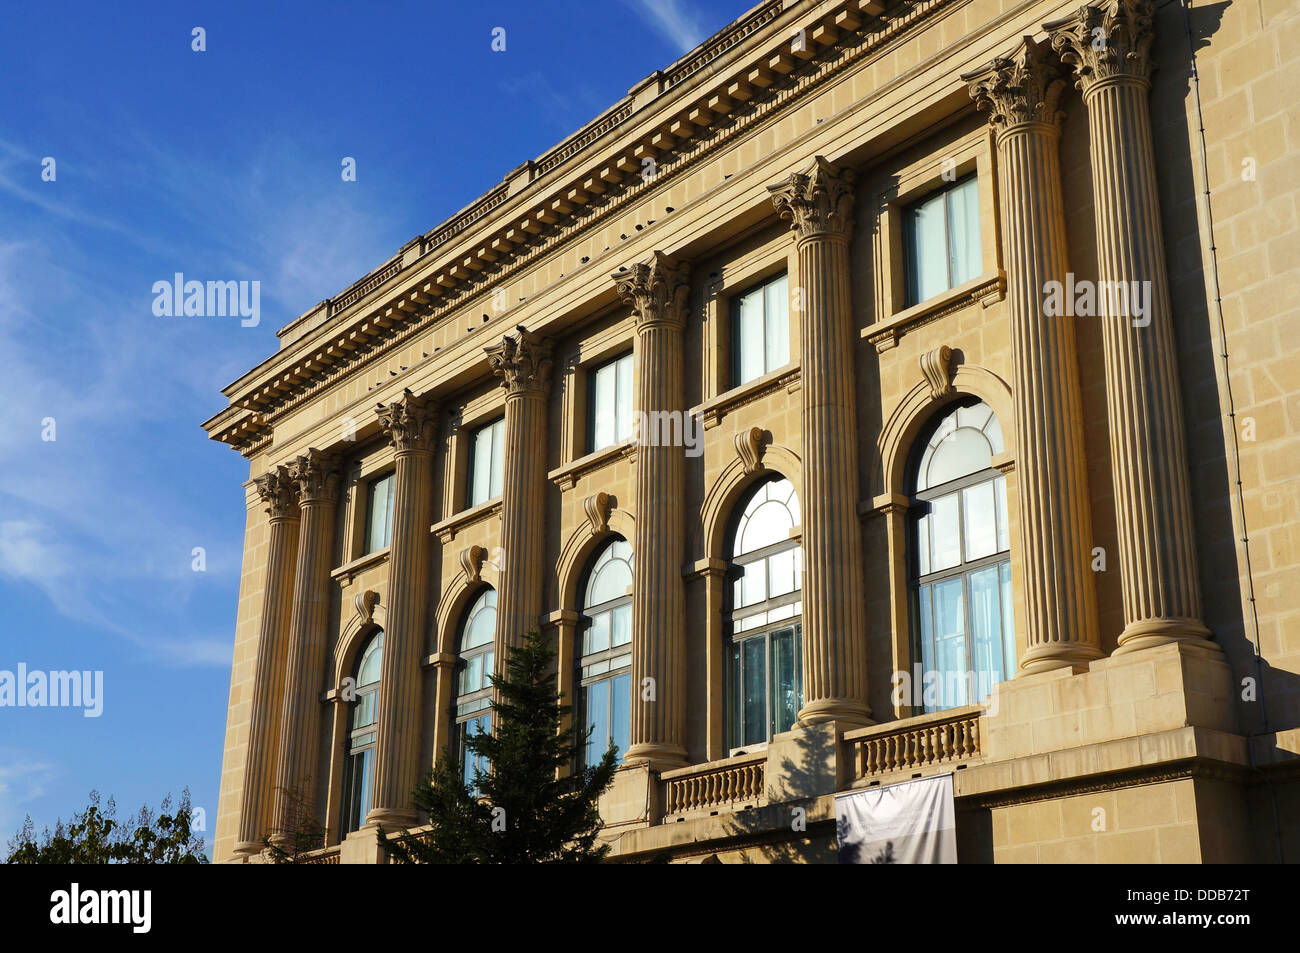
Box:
[623, 0, 711, 53]
[0, 755, 57, 839]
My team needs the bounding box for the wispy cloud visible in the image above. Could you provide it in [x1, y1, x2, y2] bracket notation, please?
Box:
[622, 0, 711, 54]
[0, 754, 57, 837]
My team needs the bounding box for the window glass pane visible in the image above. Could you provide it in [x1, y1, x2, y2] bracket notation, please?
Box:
[932, 577, 966, 710]
[962, 481, 997, 562]
[611, 672, 630, 763]
[585, 679, 610, 769]
[918, 583, 935, 702]
[917, 513, 931, 576]
[616, 353, 633, 443]
[906, 190, 948, 304]
[1000, 560, 1016, 680]
[734, 286, 765, 386]
[489, 419, 504, 499]
[926, 429, 993, 487]
[767, 548, 796, 598]
[995, 475, 1009, 553]
[470, 424, 493, 506]
[364, 474, 393, 553]
[357, 633, 383, 686]
[930, 493, 961, 571]
[611, 603, 632, 647]
[764, 274, 789, 372]
[947, 176, 982, 287]
[738, 562, 766, 607]
[586, 611, 610, 654]
[771, 627, 800, 735]
[591, 360, 617, 451]
[743, 638, 766, 747]
[968, 565, 1003, 696]
[726, 643, 742, 750]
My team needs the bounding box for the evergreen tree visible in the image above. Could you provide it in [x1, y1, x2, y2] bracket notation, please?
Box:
[382, 628, 617, 863]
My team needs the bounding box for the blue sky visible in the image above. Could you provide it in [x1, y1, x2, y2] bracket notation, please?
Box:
[0, 0, 748, 855]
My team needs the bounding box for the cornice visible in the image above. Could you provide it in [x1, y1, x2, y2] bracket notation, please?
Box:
[206, 0, 960, 457]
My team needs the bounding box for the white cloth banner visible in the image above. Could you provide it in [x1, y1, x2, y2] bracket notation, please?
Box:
[835, 773, 957, 864]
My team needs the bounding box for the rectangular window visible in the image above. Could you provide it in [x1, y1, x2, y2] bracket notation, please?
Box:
[363, 472, 395, 554]
[731, 272, 789, 388]
[467, 418, 505, 508]
[587, 352, 634, 453]
[904, 175, 982, 306]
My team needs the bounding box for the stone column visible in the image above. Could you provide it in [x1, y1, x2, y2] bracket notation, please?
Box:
[964, 39, 1103, 673]
[1048, 0, 1213, 653]
[485, 327, 553, 653]
[614, 253, 690, 769]
[768, 157, 872, 726]
[269, 448, 341, 847]
[367, 389, 438, 829]
[235, 465, 300, 857]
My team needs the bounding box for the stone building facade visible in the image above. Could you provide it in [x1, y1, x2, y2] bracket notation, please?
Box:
[203, 0, 1300, 863]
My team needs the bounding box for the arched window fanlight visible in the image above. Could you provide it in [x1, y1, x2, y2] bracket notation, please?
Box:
[726, 477, 803, 752]
[578, 538, 633, 769]
[910, 399, 1015, 712]
[455, 588, 496, 791]
[340, 629, 382, 834]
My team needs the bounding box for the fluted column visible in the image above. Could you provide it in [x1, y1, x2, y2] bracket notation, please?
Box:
[235, 466, 300, 857]
[367, 389, 438, 828]
[614, 253, 690, 769]
[964, 39, 1103, 673]
[485, 327, 553, 653]
[768, 157, 872, 726]
[269, 448, 341, 846]
[1048, 0, 1213, 653]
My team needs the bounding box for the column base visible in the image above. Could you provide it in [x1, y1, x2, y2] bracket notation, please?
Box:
[797, 698, 872, 730]
[364, 806, 418, 830]
[1114, 617, 1218, 657]
[1018, 641, 1105, 675]
[232, 840, 268, 861]
[624, 742, 688, 772]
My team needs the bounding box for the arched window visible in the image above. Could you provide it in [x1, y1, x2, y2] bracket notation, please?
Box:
[726, 476, 803, 752]
[910, 399, 1015, 712]
[579, 538, 633, 769]
[340, 629, 382, 834]
[455, 588, 496, 791]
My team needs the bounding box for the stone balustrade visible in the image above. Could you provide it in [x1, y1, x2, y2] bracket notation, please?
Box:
[845, 705, 985, 781]
[661, 751, 767, 818]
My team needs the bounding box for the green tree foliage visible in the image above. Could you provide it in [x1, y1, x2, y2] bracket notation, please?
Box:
[6, 789, 207, 864]
[382, 628, 618, 863]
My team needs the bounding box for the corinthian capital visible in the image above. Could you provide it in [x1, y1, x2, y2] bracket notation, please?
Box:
[1045, 0, 1155, 91]
[485, 326, 553, 396]
[288, 448, 342, 504]
[768, 155, 856, 240]
[254, 465, 300, 521]
[377, 388, 439, 453]
[612, 251, 690, 330]
[963, 36, 1066, 130]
